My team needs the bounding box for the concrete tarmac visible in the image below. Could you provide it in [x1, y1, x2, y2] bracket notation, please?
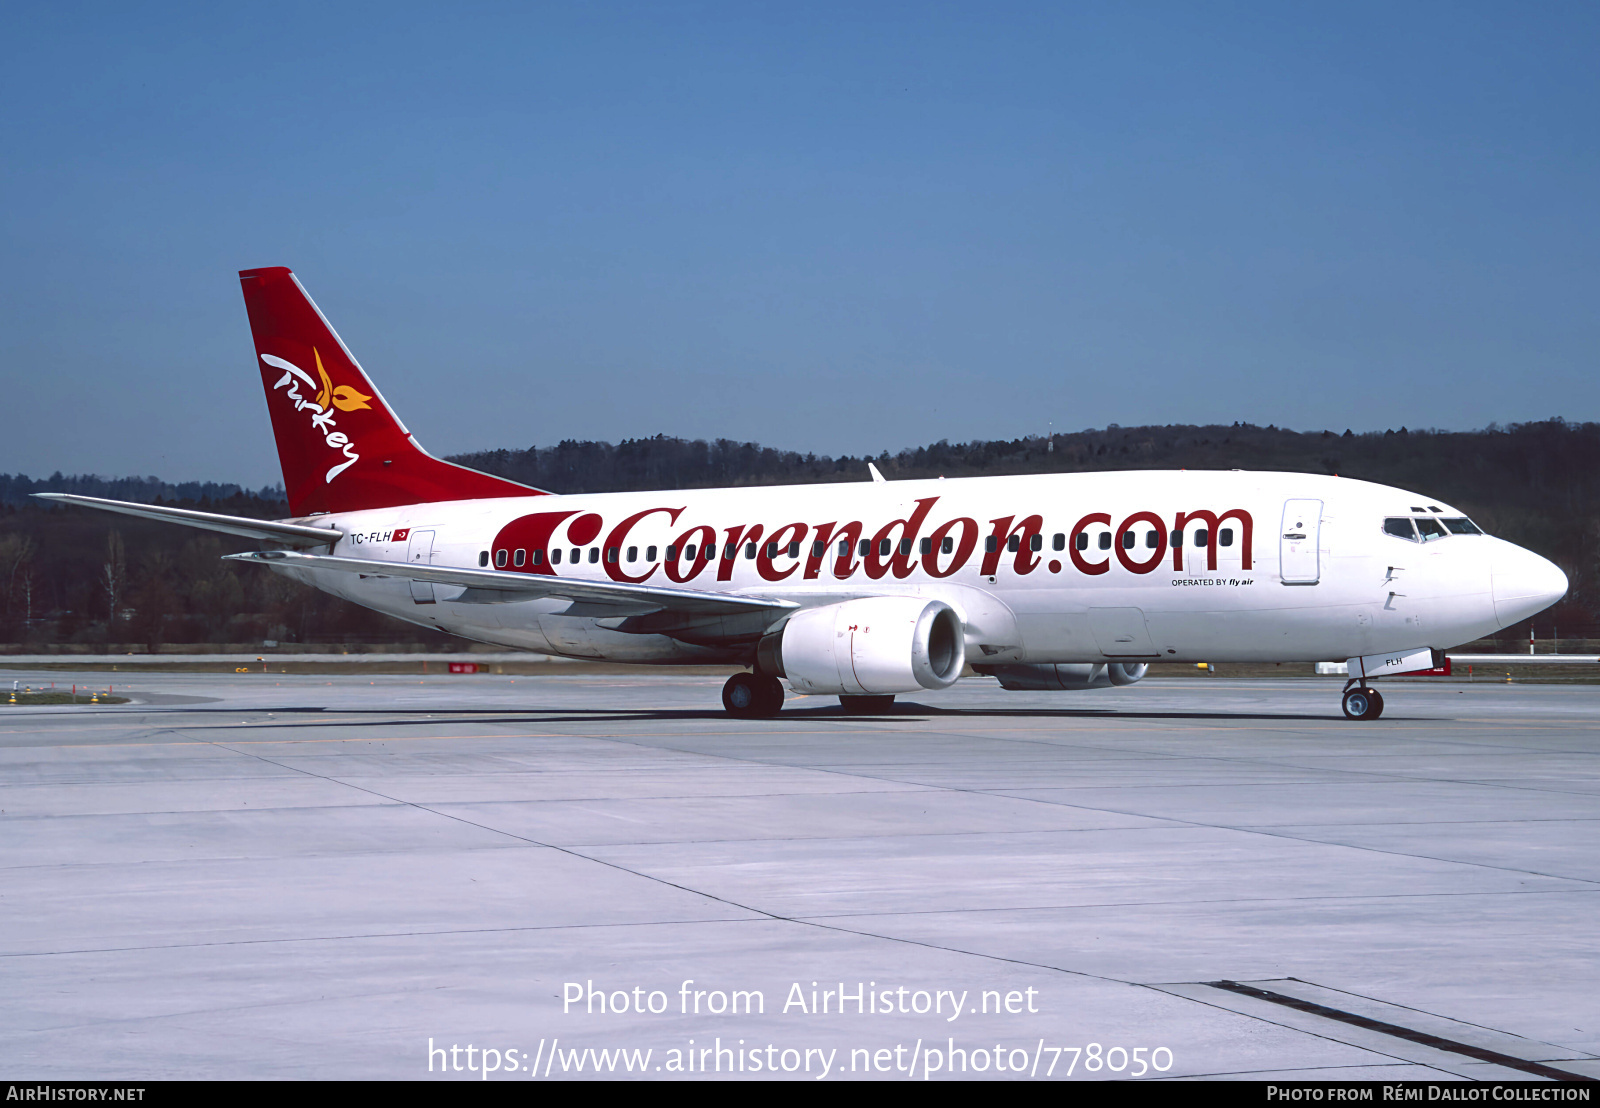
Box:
[3, 672, 1598, 1081]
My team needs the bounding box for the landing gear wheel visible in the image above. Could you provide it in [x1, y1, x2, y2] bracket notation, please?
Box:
[754, 674, 784, 716]
[1342, 687, 1384, 721]
[723, 672, 784, 718]
[839, 694, 896, 714]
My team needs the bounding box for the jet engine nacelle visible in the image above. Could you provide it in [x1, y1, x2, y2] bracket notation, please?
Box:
[760, 596, 966, 696]
[977, 662, 1148, 690]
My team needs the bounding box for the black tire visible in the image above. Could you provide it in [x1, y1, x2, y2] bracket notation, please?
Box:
[1342, 687, 1383, 721]
[724, 672, 785, 718]
[723, 673, 762, 718]
[754, 674, 785, 717]
[839, 694, 896, 714]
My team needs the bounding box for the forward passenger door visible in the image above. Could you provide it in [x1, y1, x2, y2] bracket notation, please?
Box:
[1280, 499, 1323, 585]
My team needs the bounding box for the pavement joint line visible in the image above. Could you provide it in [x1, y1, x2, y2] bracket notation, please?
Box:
[0, 915, 775, 959]
[1133, 984, 1488, 1079]
[782, 885, 1600, 921]
[1262, 976, 1597, 1047]
[1162, 1062, 1462, 1080]
[1204, 979, 1597, 1081]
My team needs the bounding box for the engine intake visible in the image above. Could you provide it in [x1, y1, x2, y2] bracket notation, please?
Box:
[761, 596, 966, 696]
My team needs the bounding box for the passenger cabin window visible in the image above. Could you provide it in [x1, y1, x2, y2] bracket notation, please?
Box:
[1219, 528, 1234, 547]
[667, 545, 678, 560]
[588, 548, 599, 563]
[513, 549, 526, 567]
[1121, 531, 1134, 549]
[788, 541, 800, 558]
[814, 541, 826, 558]
[1442, 517, 1482, 535]
[570, 547, 581, 563]
[704, 544, 716, 560]
[551, 549, 562, 564]
[898, 539, 912, 556]
[920, 537, 932, 555]
[879, 539, 891, 557]
[1415, 517, 1447, 542]
[1098, 532, 1111, 550]
[478, 551, 488, 567]
[1029, 534, 1042, 552]
[1007, 535, 1020, 553]
[1053, 533, 1065, 551]
[986, 536, 998, 553]
[838, 539, 850, 557]
[495, 549, 508, 568]
[745, 542, 757, 559]
[1383, 518, 1419, 541]
[1075, 533, 1088, 551]
[859, 539, 871, 557]
[765, 542, 778, 558]
[941, 536, 953, 554]
[1194, 528, 1209, 548]
[626, 546, 637, 562]
[646, 545, 657, 561]
[533, 550, 544, 565]
[1145, 530, 1159, 549]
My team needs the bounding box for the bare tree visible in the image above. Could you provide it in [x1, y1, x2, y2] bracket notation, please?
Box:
[0, 534, 35, 617]
[102, 530, 126, 631]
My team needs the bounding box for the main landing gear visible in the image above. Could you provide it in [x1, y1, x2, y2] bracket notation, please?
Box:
[1341, 683, 1385, 721]
[722, 672, 784, 718]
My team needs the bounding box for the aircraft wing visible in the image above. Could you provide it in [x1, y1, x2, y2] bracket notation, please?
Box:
[225, 550, 799, 622]
[33, 494, 343, 548]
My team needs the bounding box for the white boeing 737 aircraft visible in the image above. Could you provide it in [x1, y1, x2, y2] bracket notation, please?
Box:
[40, 267, 1570, 720]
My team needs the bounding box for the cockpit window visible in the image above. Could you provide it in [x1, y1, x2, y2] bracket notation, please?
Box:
[1415, 517, 1448, 542]
[1383, 517, 1419, 541]
[1442, 517, 1483, 535]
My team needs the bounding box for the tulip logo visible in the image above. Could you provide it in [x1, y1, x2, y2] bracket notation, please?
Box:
[312, 349, 373, 412]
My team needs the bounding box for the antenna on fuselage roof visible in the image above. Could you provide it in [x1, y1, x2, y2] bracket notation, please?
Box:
[868, 462, 887, 483]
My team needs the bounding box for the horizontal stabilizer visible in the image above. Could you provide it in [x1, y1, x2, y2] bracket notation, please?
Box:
[226, 550, 799, 618]
[33, 494, 343, 547]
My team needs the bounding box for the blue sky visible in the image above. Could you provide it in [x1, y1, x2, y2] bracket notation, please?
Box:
[2, 2, 1597, 485]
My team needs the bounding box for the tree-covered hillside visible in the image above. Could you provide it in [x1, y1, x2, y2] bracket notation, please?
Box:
[4, 419, 1597, 647]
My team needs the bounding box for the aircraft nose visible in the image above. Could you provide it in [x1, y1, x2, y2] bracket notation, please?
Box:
[1491, 545, 1568, 627]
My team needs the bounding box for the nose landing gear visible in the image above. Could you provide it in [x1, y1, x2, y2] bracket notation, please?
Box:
[722, 671, 785, 718]
[1341, 683, 1385, 721]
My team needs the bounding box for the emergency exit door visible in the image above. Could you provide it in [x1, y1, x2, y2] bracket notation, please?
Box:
[405, 529, 437, 604]
[1280, 500, 1322, 585]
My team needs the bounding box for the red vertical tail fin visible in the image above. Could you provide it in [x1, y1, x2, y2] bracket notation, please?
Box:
[239, 266, 542, 515]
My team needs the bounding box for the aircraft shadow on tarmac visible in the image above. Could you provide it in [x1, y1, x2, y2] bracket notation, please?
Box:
[104, 702, 1346, 727]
